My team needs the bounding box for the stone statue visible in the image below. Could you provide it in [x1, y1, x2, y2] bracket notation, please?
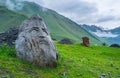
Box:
[15, 14, 58, 68]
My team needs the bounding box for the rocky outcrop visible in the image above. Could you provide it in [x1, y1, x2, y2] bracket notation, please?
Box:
[110, 44, 120, 48]
[0, 28, 19, 46]
[59, 38, 73, 44]
[15, 14, 58, 68]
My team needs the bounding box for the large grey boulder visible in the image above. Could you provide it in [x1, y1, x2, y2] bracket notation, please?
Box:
[15, 14, 58, 68]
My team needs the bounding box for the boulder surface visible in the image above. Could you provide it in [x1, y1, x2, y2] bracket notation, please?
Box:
[15, 14, 58, 68]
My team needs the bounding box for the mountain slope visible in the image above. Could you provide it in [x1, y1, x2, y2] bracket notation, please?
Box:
[16, 2, 102, 44]
[0, 1, 102, 44]
[0, 6, 27, 32]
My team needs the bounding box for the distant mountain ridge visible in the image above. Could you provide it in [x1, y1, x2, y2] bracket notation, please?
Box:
[81, 24, 105, 32]
[0, 0, 103, 45]
[110, 26, 120, 34]
[81, 24, 120, 44]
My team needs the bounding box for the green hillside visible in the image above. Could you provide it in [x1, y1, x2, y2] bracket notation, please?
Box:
[0, 6, 27, 32]
[16, 2, 102, 44]
[0, 1, 102, 45]
[0, 43, 120, 78]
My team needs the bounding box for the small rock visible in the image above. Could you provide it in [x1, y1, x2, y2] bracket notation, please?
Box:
[116, 67, 119, 70]
[59, 38, 73, 44]
[1, 75, 7, 78]
[100, 74, 106, 78]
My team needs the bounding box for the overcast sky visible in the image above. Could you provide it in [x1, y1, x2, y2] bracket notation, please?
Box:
[17, 0, 120, 29]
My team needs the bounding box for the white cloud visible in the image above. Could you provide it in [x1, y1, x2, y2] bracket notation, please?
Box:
[41, 0, 120, 29]
[6, 0, 15, 10]
[43, 0, 97, 14]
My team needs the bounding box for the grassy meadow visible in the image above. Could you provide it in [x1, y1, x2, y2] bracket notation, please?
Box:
[0, 43, 120, 78]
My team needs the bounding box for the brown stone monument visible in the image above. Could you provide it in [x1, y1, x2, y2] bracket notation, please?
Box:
[82, 37, 90, 47]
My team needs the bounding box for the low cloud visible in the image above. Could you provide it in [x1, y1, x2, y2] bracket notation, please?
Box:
[0, 0, 45, 11]
[45, 0, 97, 15]
[42, 0, 98, 25]
[42, 0, 120, 29]
[6, 0, 15, 10]
[4, 0, 24, 10]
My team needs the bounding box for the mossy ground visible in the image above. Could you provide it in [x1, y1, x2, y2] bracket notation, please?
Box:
[0, 43, 120, 78]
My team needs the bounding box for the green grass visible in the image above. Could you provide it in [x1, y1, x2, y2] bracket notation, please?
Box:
[0, 43, 120, 78]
